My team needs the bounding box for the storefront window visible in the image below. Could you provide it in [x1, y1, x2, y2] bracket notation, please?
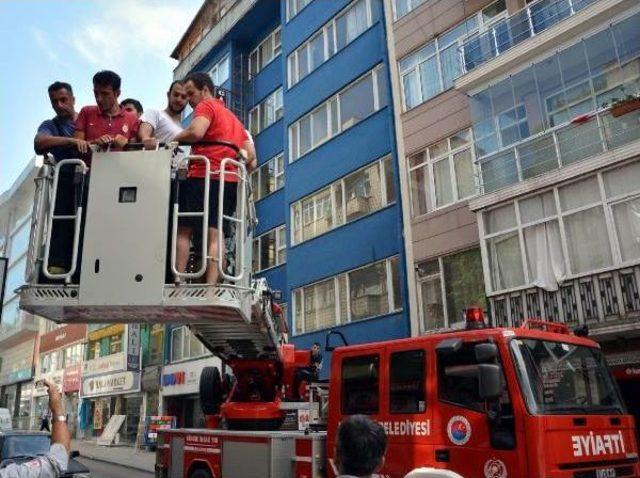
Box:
[109, 334, 123, 354]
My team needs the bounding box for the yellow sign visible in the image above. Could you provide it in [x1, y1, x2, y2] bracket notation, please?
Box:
[88, 324, 125, 341]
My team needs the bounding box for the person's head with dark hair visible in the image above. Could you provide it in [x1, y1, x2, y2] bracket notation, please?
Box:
[121, 98, 143, 118]
[167, 80, 188, 115]
[46, 82, 75, 120]
[92, 70, 122, 114]
[48, 82, 73, 96]
[335, 415, 386, 477]
[183, 72, 215, 108]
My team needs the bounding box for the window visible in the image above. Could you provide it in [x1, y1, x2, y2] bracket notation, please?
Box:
[3, 257, 26, 306]
[171, 327, 184, 362]
[390, 350, 426, 413]
[293, 256, 401, 334]
[1, 297, 20, 328]
[251, 153, 284, 201]
[481, 161, 640, 293]
[109, 334, 122, 354]
[291, 157, 394, 244]
[8, 219, 30, 263]
[248, 88, 283, 135]
[208, 54, 230, 86]
[253, 225, 286, 272]
[470, 12, 640, 191]
[342, 355, 379, 414]
[398, 1, 506, 110]
[40, 350, 64, 374]
[287, 0, 313, 21]
[409, 129, 476, 216]
[289, 65, 387, 161]
[438, 342, 508, 412]
[249, 27, 281, 78]
[288, 0, 377, 87]
[148, 324, 164, 365]
[416, 249, 486, 332]
[64, 343, 84, 367]
[393, 0, 427, 20]
[171, 326, 209, 362]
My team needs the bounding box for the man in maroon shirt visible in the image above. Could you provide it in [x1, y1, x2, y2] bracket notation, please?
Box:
[173, 72, 255, 285]
[73, 70, 139, 151]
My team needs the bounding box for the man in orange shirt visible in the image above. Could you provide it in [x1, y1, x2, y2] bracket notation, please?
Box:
[174, 72, 256, 285]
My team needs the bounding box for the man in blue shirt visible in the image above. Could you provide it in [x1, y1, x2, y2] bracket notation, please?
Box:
[34, 82, 89, 159]
[34, 82, 89, 277]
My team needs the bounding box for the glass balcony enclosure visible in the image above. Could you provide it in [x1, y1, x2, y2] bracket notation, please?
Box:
[469, 12, 640, 193]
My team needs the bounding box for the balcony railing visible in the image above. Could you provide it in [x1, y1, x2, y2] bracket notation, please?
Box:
[489, 265, 640, 330]
[478, 107, 640, 194]
[460, 0, 599, 73]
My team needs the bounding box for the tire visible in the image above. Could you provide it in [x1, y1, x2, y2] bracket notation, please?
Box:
[200, 366, 223, 415]
[189, 467, 213, 478]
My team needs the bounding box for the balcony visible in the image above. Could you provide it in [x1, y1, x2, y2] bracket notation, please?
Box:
[473, 107, 640, 201]
[0, 314, 39, 347]
[455, 0, 633, 91]
[488, 264, 640, 337]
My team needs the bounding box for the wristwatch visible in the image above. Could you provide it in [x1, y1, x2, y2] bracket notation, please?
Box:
[52, 415, 67, 423]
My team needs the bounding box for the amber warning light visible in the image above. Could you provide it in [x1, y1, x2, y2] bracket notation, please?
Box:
[465, 307, 486, 329]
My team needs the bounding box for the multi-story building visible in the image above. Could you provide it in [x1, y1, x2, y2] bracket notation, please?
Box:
[79, 323, 144, 443]
[387, 0, 640, 424]
[160, 324, 221, 428]
[171, 0, 413, 369]
[0, 157, 43, 430]
[33, 322, 86, 436]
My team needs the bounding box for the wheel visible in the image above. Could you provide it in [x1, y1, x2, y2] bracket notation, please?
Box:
[200, 366, 223, 415]
[189, 467, 212, 478]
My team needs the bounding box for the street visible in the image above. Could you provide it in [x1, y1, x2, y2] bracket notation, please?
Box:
[76, 458, 153, 478]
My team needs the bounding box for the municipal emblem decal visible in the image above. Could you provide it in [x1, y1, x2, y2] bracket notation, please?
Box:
[447, 415, 471, 445]
[484, 458, 507, 478]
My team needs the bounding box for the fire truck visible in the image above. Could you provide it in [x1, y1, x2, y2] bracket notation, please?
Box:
[18, 145, 640, 478]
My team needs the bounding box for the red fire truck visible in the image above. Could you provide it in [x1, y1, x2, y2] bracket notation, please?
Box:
[153, 315, 639, 478]
[17, 146, 639, 478]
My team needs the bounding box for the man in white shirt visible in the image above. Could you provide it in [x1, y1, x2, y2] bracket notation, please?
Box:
[0, 380, 70, 478]
[139, 80, 189, 147]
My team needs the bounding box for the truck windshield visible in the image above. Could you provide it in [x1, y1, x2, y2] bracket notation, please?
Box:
[510, 338, 625, 415]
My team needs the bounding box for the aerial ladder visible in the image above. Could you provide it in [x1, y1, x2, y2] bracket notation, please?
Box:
[18, 143, 323, 430]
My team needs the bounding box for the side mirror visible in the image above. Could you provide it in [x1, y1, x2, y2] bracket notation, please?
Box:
[70, 450, 80, 458]
[475, 343, 498, 363]
[478, 363, 502, 400]
[325, 330, 348, 352]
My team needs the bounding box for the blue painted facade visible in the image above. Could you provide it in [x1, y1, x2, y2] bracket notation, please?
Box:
[180, 0, 410, 375]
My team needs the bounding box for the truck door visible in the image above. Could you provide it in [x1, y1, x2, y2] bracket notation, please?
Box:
[435, 340, 525, 478]
[381, 347, 432, 477]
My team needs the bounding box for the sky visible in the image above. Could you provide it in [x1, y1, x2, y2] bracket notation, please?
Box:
[0, 0, 203, 193]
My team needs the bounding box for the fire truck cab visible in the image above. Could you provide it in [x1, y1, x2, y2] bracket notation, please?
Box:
[156, 316, 639, 478]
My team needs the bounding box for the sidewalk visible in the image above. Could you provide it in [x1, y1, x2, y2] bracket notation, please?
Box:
[71, 439, 155, 473]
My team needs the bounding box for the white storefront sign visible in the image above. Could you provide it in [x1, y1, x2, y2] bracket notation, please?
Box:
[83, 352, 125, 377]
[81, 370, 140, 398]
[161, 357, 221, 397]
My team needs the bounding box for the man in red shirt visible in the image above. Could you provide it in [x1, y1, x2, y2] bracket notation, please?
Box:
[174, 72, 256, 285]
[73, 70, 139, 152]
